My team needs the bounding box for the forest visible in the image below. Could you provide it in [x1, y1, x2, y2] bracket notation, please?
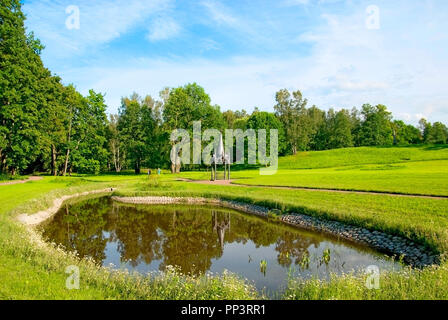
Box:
[1, 0, 447, 176]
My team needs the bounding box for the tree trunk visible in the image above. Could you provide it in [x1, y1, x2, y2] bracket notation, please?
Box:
[63, 110, 73, 176]
[51, 144, 57, 176]
[63, 148, 70, 176]
[0, 151, 4, 174]
[135, 160, 141, 174]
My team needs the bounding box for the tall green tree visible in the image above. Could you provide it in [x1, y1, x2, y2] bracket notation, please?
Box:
[38, 76, 66, 175]
[325, 109, 354, 149]
[274, 89, 309, 154]
[358, 104, 393, 146]
[107, 114, 124, 172]
[426, 122, 448, 144]
[246, 111, 287, 156]
[391, 120, 421, 145]
[118, 94, 158, 174]
[0, 0, 48, 174]
[70, 90, 109, 174]
[163, 83, 225, 172]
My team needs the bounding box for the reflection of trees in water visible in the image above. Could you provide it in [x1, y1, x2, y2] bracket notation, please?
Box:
[275, 233, 319, 268]
[107, 204, 163, 267]
[156, 208, 223, 274]
[41, 198, 109, 263]
[42, 197, 322, 275]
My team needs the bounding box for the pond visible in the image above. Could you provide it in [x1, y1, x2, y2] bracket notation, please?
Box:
[40, 196, 401, 295]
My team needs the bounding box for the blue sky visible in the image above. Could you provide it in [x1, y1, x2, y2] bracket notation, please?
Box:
[22, 0, 448, 124]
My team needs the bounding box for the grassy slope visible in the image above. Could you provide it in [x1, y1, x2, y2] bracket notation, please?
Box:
[278, 145, 448, 169]
[179, 146, 448, 196]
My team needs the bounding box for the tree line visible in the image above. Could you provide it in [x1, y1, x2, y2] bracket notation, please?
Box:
[1, 1, 447, 176]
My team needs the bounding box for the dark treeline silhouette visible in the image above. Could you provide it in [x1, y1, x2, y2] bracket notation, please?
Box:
[1, 1, 447, 176]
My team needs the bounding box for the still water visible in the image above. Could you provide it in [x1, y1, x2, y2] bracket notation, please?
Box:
[41, 197, 401, 294]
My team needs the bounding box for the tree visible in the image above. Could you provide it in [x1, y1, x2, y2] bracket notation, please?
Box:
[419, 118, 431, 142]
[392, 120, 421, 145]
[325, 109, 354, 149]
[358, 104, 393, 146]
[38, 76, 66, 176]
[246, 111, 287, 156]
[70, 90, 109, 174]
[163, 83, 225, 172]
[306, 106, 326, 151]
[274, 89, 309, 154]
[426, 122, 448, 144]
[0, 0, 49, 175]
[108, 115, 124, 172]
[118, 94, 152, 174]
[223, 109, 248, 129]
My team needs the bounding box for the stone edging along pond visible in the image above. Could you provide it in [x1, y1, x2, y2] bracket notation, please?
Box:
[15, 189, 439, 269]
[111, 196, 440, 268]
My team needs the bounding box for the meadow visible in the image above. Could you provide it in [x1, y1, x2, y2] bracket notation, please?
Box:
[180, 146, 448, 196]
[1, 145, 448, 300]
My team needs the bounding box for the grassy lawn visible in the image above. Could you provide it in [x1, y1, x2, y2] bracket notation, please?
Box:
[1, 145, 448, 300]
[178, 146, 448, 196]
[278, 145, 448, 169]
[233, 160, 448, 196]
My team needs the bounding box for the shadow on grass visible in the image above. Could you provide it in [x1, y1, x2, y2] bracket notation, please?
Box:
[423, 144, 448, 151]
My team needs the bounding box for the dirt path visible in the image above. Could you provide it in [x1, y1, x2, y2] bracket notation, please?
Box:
[17, 188, 116, 226]
[0, 176, 43, 186]
[177, 178, 448, 200]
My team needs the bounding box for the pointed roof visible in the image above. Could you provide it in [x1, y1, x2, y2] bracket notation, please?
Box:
[216, 134, 224, 159]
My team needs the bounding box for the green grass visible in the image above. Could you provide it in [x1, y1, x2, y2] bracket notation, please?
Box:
[278, 145, 448, 169]
[178, 146, 448, 196]
[283, 265, 448, 300]
[232, 160, 448, 196]
[0, 174, 29, 183]
[1, 145, 448, 300]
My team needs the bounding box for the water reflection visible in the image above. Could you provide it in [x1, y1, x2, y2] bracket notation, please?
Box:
[41, 197, 400, 293]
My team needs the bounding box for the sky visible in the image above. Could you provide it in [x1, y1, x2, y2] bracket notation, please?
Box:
[22, 0, 448, 124]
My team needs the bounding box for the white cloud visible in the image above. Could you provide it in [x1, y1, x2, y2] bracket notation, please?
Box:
[201, 1, 239, 27]
[23, 0, 173, 57]
[24, 0, 448, 125]
[147, 18, 181, 41]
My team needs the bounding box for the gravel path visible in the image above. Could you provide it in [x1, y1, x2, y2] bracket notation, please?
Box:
[17, 188, 115, 226]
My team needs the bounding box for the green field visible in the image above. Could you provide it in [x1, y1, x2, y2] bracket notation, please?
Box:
[1, 145, 448, 299]
[180, 146, 448, 196]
